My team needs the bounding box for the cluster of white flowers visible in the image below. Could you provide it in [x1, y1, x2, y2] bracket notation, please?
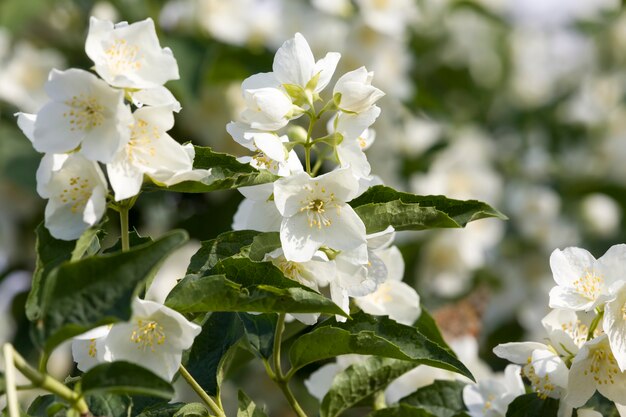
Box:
[463, 244, 626, 417]
[72, 297, 201, 381]
[16, 17, 209, 240]
[229, 33, 419, 325]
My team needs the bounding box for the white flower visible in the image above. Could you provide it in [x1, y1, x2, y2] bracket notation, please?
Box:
[273, 32, 340, 101]
[226, 121, 288, 162]
[273, 168, 367, 262]
[36, 153, 108, 240]
[240, 73, 296, 131]
[106, 105, 209, 201]
[85, 17, 179, 89]
[604, 282, 626, 371]
[541, 309, 598, 357]
[102, 298, 201, 381]
[462, 364, 525, 417]
[493, 342, 569, 400]
[71, 326, 111, 372]
[565, 335, 626, 408]
[549, 245, 626, 311]
[333, 67, 384, 114]
[28, 69, 133, 163]
[355, 0, 419, 39]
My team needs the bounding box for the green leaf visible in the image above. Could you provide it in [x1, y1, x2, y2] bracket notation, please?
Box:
[349, 185, 507, 233]
[37, 230, 188, 352]
[289, 312, 472, 379]
[187, 230, 261, 275]
[237, 391, 269, 417]
[246, 232, 281, 262]
[399, 380, 468, 417]
[579, 392, 621, 417]
[321, 357, 417, 417]
[368, 404, 440, 417]
[135, 403, 186, 417]
[413, 310, 451, 354]
[71, 227, 103, 261]
[0, 371, 4, 396]
[173, 403, 209, 417]
[81, 362, 175, 400]
[505, 394, 559, 417]
[238, 313, 277, 359]
[26, 395, 65, 417]
[27, 223, 80, 321]
[166, 258, 347, 317]
[184, 312, 244, 397]
[154, 146, 278, 193]
[86, 393, 133, 417]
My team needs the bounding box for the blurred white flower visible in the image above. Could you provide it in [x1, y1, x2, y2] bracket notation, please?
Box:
[86, 17, 179, 90]
[355, 0, 418, 39]
[0, 271, 30, 345]
[580, 193, 621, 238]
[36, 153, 108, 240]
[604, 283, 626, 371]
[311, 0, 353, 17]
[462, 364, 525, 417]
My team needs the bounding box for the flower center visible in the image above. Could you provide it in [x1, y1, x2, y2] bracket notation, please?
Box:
[561, 320, 591, 348]
[88, 338, 97, 358]
[621, 302, 626, 321]
[105, 39, 143, 74]
[59, 176, 92, 213]
[482, 394, 495, 412]
[585, 346, 620, 386]
[572, 270, 603, 301]
[371, 283, 393, 304]
[130, 319, 166, 352]
[277, 259, 304, 281]
[127, 118, 159, 164]
[64, 94, 105, 131]
[523, 359, 556, 399]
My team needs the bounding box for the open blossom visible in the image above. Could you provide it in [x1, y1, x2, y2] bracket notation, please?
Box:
[549, 245, 626, 311]
[273, 32, 340, 102]
[85, 17, 179, 90]
[273, 167, 367, 263]
[24, 68, 133, 163]
[71, 326, 111, 372]
[36, 153, 108, 240]
[101, 298, 201, 381]
[604, 282, 626, 371]
[565, 335, 626, 408]
[333, 67, 385, 114]
[239, 73, 297, 131]
[462, 364, 526, 417]
[226, 121, 288, 162]
[107, 105, 210, 201]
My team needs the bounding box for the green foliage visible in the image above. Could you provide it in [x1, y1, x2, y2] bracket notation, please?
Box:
[81, 362, 175, 400]
[399, 380, 469, 417]
[155, 146, 278, 192]
[172, 403, 210, 417]
[237, 391, 269, 417]
[288, 312, 472, 379]
[579, 392, 622, 417]
[166, 258, 347, 317]
[135, 403, 186, 417]
[26, 395, 65, 417]
[505, 393, 559, 417]
[186, 230, 262, 275]
[85, 394, 134, 417]
[320, 357, 416, 417]
[350, 185, 507, 233]
[0, 371, 4, 396]
[413, 310, 453, 354]
[367, 404, 443, 417]
[35, 230, 188, 353]
[238, 313, 277, 359]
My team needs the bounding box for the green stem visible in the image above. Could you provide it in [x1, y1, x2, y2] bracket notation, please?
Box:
[373, 391, 387, 410]
[587, 309, 604, 341]
[8, 344, 90, 415]
[3, 344, 20, 417]
[304, 146, 312, 175]
[269, 313, 308, 417]
[178, 365, 226, 417]
[303, 112, 318, 176]
[119, 205, 130, 252]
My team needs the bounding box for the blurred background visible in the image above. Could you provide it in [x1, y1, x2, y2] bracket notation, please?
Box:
[1, 0, 626, 415]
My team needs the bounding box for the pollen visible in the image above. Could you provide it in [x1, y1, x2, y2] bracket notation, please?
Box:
[63, 94, 105, 131]
[88, 338, 97, 358]
[572, 270, 603, 301]
[130, 319, 166, 352]
[583, 345, 620, 386]
[126, 118, 159, 164]
[522, 360, 556, 399]
[59, 176, 92, 213]
[105, 38, 143, 74]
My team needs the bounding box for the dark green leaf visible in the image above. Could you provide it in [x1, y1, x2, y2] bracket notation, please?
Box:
[349, 186, 506, 233]
[81, 362, 175, 400]
[238, 313, 277, 359]
[135, 403, 186, 417]
[104, 230, 153, 254]
[166, 258, 346, 317]
[399, 380, 468, 417]
[321, 357, 417, 417]
[86, 393, 133, 417]
[237, 391, 269, 417]
[247, 232, 281, 262]
[26, 395, 64, 417]
[71, 227, 103, 261]
[154, 146, 278, 193]
[368, 404, 439, 417]
[289, 312, 472, 379]
[173, 403, 209, 417]
[579, 392, 621, 417]
[38, 230, 188, 352]
[187, 230, 261, 275]
[413, 310, 451, 354]
[505, 393, 559, 417]
[0, 371, 4, 396]
[184, 312, 244, 397]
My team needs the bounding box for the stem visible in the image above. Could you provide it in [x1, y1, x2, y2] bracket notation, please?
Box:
[268, 313, 308, 417]
[303, 112, 318, 176]
[304, 147, 312, 175]
[8, 345, 89, 415]
[178, 365, 226, 417]
[373, 391, 387, 410]
[3, 344, 20, 417]
[119, 205, 130, 252]
[587, 309, 604, 341]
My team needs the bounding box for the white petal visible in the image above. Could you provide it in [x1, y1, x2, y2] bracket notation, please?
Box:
[16, 112, 36, 143]
[232, 198, 282, 232]
[273, 32, 315, 87]
[313, 52, 341, 92]
[107, 153, 144, 201]
[549, 247, 596, 287]
[604, 284, 626, 371]
[280, 214, 323, 262]
[493, 342, 547, 364]
[304, 363, 342, 400]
